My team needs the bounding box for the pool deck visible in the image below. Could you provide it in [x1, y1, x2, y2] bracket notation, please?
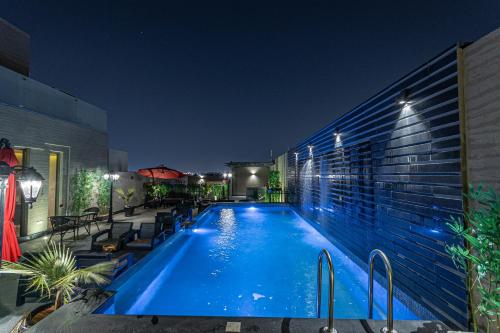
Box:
[28, 290, 451, 333]
[0, 207, 172, 333]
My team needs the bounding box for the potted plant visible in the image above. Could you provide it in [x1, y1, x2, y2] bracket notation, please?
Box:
[116, 187, 136, 216]
[446, 185, 500, 333]
[0, 242, 113, 330]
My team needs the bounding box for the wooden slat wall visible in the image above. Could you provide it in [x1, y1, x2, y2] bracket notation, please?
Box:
[287, 46, 466, 328]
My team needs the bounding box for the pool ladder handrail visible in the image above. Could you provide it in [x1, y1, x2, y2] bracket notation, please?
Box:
[368, 249, 397, 333]
[317, 249, 337, 333]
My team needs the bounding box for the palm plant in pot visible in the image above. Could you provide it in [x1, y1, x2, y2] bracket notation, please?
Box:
[116, 187, 135, 216]
[0, 242, 113, 330]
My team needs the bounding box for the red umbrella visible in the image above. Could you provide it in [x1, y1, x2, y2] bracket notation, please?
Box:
[137, 165, 185, 180]
[0, 143, 21, 262]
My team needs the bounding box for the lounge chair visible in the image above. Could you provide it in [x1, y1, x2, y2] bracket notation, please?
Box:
[175, 201, 195, 221]
[126, 223, 165, 250]
[155, 212, 180, 235]
[75, 252, 134, 279]
[90, 222, 134, 252]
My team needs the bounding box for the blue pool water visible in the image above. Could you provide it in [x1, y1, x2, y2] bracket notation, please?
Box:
[98, 204, 419, 319]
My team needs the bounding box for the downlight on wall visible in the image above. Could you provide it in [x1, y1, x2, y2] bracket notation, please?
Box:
[333, 128, 341, 145]
[308, 145, 313, 158]
[397, 89, 413, 112]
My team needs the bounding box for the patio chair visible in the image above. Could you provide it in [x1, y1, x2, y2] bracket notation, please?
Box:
[175, 201, 194, 221]
[81, 207, 100, 232]
[90, 222, 134, 252]
[126, 223, 165, 250]
[75, 252, 134, 280]
[155, 212, 180, 235]
[48, 216, 76, 245]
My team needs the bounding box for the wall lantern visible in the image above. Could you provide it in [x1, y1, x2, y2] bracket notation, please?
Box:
[397, 89, 412, 106]
[227, 173, 232, 178]
[17, 166, 45, 207]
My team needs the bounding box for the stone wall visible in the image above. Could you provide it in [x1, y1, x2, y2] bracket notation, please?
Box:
[462, 27, 500, 332]
[463, 28, 500, 191]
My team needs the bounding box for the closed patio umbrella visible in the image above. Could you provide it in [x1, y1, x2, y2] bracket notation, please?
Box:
[0, 145, 21, 262]
[137, 165, 185, 181]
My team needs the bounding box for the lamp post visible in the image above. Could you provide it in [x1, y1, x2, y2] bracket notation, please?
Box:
[225, 172, 232, 200]
[103, 172, 120, 224]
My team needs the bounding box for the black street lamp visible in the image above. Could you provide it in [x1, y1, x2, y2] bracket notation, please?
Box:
[103, 172, 120, 224]
[223, 172, 232, 200]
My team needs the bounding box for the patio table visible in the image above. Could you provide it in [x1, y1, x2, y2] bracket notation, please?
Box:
[65, 213, 97, 238]
[48, 213, 97, 245]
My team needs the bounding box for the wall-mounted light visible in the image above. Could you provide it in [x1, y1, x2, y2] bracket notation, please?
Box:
[294, 152, 299, 160]
[17, 166, 44, 206]
[397, 89, 412, 106]
[227, 173, 232, 178]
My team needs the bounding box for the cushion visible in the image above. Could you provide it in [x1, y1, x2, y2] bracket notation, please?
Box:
[127, 239, 152, 249]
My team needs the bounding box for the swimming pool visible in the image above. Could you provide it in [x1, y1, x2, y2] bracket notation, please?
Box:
[97, 204, 419, 319]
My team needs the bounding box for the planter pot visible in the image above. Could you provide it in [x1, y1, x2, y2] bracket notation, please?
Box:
[10, 303, 54, 333]
[124, 206, 135, 217]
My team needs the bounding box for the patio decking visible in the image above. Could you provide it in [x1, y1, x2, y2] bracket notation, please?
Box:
[0, 206, 173, 333]
[20, 206, 173, 254]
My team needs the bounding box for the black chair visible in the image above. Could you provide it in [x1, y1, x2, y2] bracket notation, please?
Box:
[48, 216, 76, 245]
[90, 222, 134, 252]
[175, 201, 194, 221]
[155, 212, 180, 235]
[75, 252, 134, 279]
[81, 207, 100, 232]
[126, 223, 165, 250]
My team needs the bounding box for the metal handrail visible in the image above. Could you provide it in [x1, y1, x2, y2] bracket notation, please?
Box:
[317, 249, 337, 333]
[368, 249, 397, 333]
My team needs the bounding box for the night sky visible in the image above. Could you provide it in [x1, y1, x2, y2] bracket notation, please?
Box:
[1, 1, 500, 172]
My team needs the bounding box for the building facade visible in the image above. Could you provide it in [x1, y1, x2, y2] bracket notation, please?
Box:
[226, 161, 272, 199]
[0, 19, 109, 240]
[285, 28, 500, 329]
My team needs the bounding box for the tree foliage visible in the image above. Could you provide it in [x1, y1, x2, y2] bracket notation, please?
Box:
[446, 185, 500, 333]
[70, 168, 110, 214]
[115, 187, 135, 207]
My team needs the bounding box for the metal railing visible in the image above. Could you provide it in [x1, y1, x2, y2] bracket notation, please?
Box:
[317, 249, 337, 333]
[368, 249, 397, 333]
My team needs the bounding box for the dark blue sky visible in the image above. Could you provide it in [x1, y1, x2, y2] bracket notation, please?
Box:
[2, 1, 500, 172]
